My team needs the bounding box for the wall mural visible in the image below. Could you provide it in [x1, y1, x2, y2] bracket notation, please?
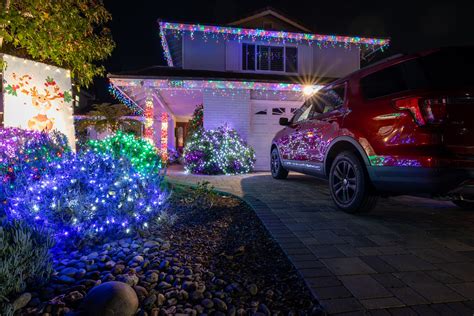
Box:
[2, 54, 76, 149]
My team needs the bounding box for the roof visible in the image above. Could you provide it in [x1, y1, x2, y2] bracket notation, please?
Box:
[159, 21, 390, 48]
[108, 66, 334, 85]
[228, 7, 313, 33]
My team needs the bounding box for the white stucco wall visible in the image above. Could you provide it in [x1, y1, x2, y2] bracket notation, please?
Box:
[202, 89, 251, 140]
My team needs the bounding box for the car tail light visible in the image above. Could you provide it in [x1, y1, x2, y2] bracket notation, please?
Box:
[394, 97, 447, 126]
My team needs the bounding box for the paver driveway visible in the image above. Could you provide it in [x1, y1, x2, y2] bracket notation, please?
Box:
[167, 166, 474, 315]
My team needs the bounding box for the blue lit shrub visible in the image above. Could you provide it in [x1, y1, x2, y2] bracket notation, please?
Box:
[184, 125, 255, 175]
[5, 151, 167, 245]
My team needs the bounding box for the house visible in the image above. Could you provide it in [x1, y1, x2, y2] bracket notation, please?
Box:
[108, 8, 389, 170]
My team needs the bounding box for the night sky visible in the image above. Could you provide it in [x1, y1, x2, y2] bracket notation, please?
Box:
[92, 0, 474, 102]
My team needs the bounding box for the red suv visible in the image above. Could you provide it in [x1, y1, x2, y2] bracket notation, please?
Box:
[271, 47, 474, 213]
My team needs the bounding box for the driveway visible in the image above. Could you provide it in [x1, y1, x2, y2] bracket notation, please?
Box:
[167, 166, 474, 315]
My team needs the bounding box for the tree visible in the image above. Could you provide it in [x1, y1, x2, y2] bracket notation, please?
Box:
[76, 103, 142, 134]
[0, 0, 115, 87]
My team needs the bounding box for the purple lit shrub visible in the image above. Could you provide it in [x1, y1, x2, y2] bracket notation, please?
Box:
[5, 151, 167, 246]
[0, 127, 69, 186]
[184, 126, 255, 175]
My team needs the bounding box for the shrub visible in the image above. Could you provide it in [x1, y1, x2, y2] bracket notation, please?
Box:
[0, 128, 69, 184]
[186, 104, 203, 141]
[4, 151, 167, 245]
[86, 131, 162, 175]
[167, 147, 181, 165]
[0, 220, 54, 315]
[184, 125, 255, 175]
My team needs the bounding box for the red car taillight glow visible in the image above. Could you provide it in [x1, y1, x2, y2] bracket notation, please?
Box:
[394, 97, 447, 126]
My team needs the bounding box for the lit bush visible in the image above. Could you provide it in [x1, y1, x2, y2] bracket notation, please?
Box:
[86, 131, 162, 175]
[184, 125, 255, 175]
[5, 151, 167, 245]
[0, 220, 54, 315]
[0, 128, 69, 184]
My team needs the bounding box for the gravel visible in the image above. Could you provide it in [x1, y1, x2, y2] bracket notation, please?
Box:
[15, 186, 323, 316]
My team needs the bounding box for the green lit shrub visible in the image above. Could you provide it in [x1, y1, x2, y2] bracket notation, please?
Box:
[86, 131, 162, 174]
[0, 220, 54, 315]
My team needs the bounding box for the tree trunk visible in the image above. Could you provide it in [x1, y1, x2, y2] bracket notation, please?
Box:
[0, 0, 12, 49]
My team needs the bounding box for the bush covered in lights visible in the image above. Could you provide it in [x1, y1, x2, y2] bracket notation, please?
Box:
[184, 125, 255, 175]
[86, 131, 162, 175]
[0, 128, 69, 186]
[4, 151, 167, 245]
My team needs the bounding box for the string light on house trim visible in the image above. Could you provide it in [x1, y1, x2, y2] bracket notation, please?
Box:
[158, 21, 390, 66]
[108, 82, 144, 115]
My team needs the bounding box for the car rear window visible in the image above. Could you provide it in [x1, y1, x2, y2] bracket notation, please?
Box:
[361, 48, 474, 99]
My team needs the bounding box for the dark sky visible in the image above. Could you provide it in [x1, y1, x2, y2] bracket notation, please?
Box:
[92, 0, 474, 101]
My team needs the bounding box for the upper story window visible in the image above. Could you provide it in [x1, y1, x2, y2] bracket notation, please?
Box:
[242, 43, 298, 73]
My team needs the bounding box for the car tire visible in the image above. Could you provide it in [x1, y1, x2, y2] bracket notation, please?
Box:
[329, 151, 378, 213]
[271, 148, 288, 179]
[452, 199, 474, 210]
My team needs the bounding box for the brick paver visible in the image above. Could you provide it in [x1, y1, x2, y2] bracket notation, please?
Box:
[167, 166, 474, 314]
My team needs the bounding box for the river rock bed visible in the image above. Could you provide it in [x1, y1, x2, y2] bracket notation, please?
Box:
[17, 186, 323, 316]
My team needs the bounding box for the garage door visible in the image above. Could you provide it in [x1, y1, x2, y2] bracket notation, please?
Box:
[248, 102, 300, 171]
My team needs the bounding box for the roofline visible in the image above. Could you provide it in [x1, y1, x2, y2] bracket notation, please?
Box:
[228, 7, 313, 33]
[157, 20, 391, 47]
[107, 73, 334, 86]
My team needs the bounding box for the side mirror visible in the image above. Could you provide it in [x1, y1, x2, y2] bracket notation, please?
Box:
[279, 117, 290, 126]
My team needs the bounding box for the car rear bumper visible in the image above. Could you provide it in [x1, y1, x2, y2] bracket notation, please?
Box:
[367, 166, 474, 196]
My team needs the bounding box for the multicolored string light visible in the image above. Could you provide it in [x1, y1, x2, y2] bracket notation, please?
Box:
[108, 83, 144, 115]
[160, 112, 169, 161]
[144, 97, 155, 145]
[111, 78, 321, 93]
[184, 125, 256, 175]
[159, 21, 390, 66]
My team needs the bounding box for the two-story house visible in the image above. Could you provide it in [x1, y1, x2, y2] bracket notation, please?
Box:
[108, 8, 389, 170]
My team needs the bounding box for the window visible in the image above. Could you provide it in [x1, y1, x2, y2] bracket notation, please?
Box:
[310, 85, 346, 118]
[292, 102, 313, 123]
[360, 64, 406, 99]
[360, 48, 474, 100]
[272, 107, 285, 115]
[242, 44, 298, 73]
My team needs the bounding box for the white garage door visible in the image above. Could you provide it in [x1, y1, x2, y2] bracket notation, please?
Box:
[248, 102, 300, 171]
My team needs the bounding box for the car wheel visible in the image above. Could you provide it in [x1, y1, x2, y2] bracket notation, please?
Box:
[329, 151, 378, 213]
[271, 148, 288, 179]
[452, 199, 474, 210]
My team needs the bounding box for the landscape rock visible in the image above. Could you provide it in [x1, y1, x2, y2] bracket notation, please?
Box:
[81, 281, 138, 316]
[13, 292, 32, 311]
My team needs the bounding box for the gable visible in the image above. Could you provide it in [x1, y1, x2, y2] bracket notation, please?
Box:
[229, 8, 312, 33]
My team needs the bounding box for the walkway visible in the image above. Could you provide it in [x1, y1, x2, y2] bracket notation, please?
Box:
[167, 166, 474, 315]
